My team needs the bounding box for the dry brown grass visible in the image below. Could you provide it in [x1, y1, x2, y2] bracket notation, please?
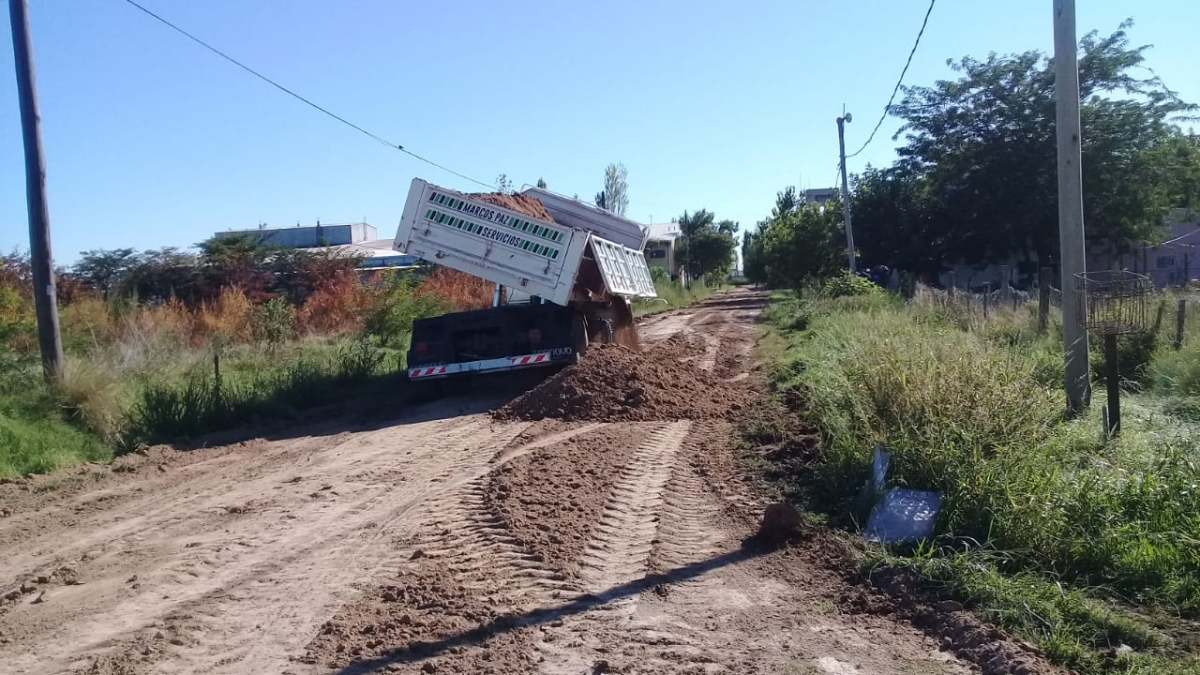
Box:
[192, 287, 254, 344]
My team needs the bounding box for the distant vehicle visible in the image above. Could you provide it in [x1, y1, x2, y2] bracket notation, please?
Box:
[394, 179, 657, 382]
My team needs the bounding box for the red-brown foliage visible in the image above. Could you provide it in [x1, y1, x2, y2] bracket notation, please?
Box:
[416, 268, 494, 311]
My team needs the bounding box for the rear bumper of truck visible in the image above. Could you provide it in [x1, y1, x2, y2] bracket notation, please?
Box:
[408, 351, 576, 380]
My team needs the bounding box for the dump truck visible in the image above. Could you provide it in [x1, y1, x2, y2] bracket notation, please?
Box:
[394, 178, 658, 381]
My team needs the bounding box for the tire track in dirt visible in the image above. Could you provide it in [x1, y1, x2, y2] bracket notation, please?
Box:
[0, 414, 531, 675]
[411, 425, 614, 607]
[574, 422, 690, 594]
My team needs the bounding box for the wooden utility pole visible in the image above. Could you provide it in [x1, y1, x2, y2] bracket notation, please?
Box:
[1053, 0, 1090, 413]
[9, 0, 63, 382]
[837, 113, 857, 273]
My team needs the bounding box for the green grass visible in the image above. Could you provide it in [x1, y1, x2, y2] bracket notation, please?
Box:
[633, 272, 718, 316]
[754, 287, 1200, 674]
[0, 333, 408, 478]
[0, 364, 112, 478]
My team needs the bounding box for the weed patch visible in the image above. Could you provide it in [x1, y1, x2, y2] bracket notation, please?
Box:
[750, 290, 1200, 674]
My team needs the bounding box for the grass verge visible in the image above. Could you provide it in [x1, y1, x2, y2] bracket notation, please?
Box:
[745, 287, 1200, 675]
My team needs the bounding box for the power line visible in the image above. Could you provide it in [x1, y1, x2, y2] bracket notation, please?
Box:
[119, 0, 495, 190]
[845, 0, 937, 159]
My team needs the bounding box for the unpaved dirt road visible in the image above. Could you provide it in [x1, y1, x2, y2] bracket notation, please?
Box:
[0, 289, 971, 674]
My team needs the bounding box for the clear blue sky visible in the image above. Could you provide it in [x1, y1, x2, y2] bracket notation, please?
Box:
[2, 0, 1197, 265]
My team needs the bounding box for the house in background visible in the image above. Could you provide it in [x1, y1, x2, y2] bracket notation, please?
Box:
[938, 211, 1200, 291]
[213, 222, 417, 270]
[644, 222, 684, 278]
[1089, 212, 1199, 287]
[804, 187, 839, 205]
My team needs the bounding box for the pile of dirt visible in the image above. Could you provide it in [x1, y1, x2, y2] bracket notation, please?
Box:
[485, 426, 643, 575]
[468, 192, 555, 222]
[493, 341, 747, 423]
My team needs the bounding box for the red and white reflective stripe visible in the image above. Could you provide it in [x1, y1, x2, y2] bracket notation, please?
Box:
[409, 366, 448, 378]
[510, 353, 550, 366]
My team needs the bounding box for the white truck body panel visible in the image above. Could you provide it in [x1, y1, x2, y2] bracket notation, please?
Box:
[395, 179, 656, 306]
[520, 186, 649, 251]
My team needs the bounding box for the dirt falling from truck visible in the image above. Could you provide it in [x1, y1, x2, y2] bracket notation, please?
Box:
[468, 191, 556, 222]
[493, 336, 748, 423]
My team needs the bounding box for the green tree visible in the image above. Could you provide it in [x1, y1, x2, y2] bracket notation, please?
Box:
[536, 177, 548, 189]
[887, 22, 1195, 267]
[758, 202, 844, 289]
[595, 163, 629, 216]
[73, 248, 139, 298]
[675, 210, 735, 282]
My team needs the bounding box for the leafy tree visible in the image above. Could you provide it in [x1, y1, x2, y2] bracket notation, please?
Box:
[757, 202, 845, 289]
[121, 247, 201, 303]
[596, 163, 629, 216]
[536, 177, 548, 189]
[742, 229, 766, 284]
[74, 248, 138, 298]
[1149, 131, 1200, 209]
[886, 22, 1196, 268]
[851, 165, 947, 277]
[675, 209, 735, 282]
[717, 219, 739, 235]
[495, 174, 513, 194]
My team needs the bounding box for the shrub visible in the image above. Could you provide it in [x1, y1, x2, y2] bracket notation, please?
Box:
[363, 274, 450, 350]
[416, 267, 493, 310]
[55, 359, 127, 443]
[60, 296, 114, 350]
[821, 271, 883, 299]
[295, 275, 372, 335]
[254, 297, 294, 347]
[193, 287, 254, 345]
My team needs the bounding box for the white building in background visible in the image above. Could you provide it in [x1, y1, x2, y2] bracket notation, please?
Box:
[213, 222, 417, 270]
[643, 222, 685, 278]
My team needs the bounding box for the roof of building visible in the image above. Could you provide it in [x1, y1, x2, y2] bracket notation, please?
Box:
[646, 222, 684, 242]
[312, 239, 420, 265]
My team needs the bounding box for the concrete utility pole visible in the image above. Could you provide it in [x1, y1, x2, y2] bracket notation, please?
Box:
[837, 113, 857, 273]
[1053, 0, 1090, 413]
[9, 0, 64, 382]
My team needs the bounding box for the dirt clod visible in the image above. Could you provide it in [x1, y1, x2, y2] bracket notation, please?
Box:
[756, 503, 802, 544]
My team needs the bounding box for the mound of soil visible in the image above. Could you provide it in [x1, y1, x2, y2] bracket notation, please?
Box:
[468, 192, 555, 222]
[493, 342, 747, 423]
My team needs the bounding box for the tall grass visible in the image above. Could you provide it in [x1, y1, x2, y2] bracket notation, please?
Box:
[1, 268, 468, 478]
[764, 289, 1200, 674]
[126, 339, 388, 445]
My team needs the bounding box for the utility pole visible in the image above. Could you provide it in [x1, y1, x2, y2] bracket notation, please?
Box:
[9, 0, 64, 382]
[837, 113, 857, 273]
[1053, 0, 1090, 413]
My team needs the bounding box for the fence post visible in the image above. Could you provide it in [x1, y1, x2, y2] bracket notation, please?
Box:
[1175, 297, 1187, 350]
[947, 271, 956, 298]
[1038, 267, 1052, 333]
[1000, 265, 1012, 302]
[1152, 299, 1165, 335]
[983, 283, 991, 319]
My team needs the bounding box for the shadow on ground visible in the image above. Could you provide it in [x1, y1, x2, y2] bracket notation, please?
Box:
[332, 540, 773, 675]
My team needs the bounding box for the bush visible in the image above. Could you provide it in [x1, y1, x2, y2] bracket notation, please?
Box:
[821, 271, 883, 299]
[55, 359, 127, 443]
[363, 274, 450, 350]
[254, 297, 294, 347]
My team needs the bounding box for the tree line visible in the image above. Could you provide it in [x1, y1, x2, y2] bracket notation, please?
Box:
[744, 23, 1200, 289]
